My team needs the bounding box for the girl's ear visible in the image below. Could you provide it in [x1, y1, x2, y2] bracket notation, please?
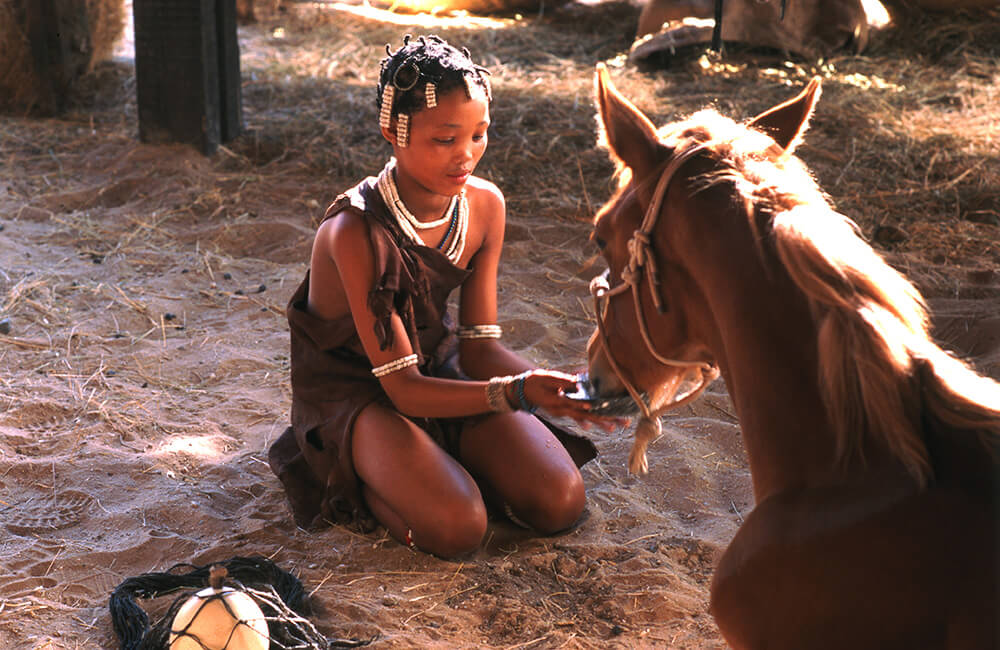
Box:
[381, 124, 397, 146]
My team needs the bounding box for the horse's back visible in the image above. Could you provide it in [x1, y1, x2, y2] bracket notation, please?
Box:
[710, 480, 998, 650]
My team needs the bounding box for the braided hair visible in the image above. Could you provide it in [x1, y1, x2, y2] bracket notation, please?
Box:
[377, 35, 492, 144]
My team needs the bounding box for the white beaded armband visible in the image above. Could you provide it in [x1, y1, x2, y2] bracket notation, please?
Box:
[457, 324, 502, 340]
[372, 354, 419, 378]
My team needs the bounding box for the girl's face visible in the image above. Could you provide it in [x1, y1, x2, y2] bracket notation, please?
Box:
[388, 86, 490, 199]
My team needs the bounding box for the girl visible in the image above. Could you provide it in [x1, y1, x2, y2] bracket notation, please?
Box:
[268, 35, 602, 558]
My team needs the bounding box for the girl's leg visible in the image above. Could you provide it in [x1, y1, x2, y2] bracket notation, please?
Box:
[459, 412, 586, 534]
[351, 403, 487, 558]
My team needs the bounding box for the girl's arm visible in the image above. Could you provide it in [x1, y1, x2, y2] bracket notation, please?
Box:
[454, 183, 607, 422]
[455, 181, 534, 379]
[320, 207, 578, 419]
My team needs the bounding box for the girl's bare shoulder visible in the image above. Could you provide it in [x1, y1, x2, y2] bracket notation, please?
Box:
[316, 207, 372, 259]
[464, 176, 505, 218]
[321, 207, 369, 238]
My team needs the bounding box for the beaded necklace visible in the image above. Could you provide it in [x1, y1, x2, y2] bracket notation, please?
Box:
[435, 201, 460, 250]
[376, 159, 469, 265]
[377, 159, 456, 230]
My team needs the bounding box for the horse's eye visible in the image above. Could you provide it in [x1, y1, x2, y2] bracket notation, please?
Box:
[593, 235, 607, 250]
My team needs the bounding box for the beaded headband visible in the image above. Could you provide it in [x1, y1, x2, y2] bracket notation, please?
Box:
[380, 58, 435, 147]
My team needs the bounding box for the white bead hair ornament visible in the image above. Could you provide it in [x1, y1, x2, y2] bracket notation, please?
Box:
[169, 565, 269, 650]
[396, 113, 410, 148]
[378, 85, 395, 131]
[425, 82, 437, 108]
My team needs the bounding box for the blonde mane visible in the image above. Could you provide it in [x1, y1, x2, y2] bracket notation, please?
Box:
[658, 109, 1000, 485]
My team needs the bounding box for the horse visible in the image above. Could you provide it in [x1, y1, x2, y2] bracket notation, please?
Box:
[582, 64, 1000, 649]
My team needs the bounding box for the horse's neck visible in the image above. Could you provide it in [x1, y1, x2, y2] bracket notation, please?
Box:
[665, 197, 827, 499]
[688, 211, 894, 501]
[709, 264, 923, 503]
[711, 292, 840, 501]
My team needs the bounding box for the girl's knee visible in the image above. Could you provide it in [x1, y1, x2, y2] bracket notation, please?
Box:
[414, 499, 488, 558]
[527, 468, 586, 534]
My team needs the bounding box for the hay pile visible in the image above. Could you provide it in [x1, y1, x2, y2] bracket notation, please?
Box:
[0, 1, 40, 112]
[0, 0, 126, 114]
[87, 0, 127, 63]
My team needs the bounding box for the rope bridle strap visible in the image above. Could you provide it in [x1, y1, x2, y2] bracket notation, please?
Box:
[589, 143, 719, 423]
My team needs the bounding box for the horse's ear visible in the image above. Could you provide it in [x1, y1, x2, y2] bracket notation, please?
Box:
[747, 76, 822, 156]
[594, 63, 661, 178]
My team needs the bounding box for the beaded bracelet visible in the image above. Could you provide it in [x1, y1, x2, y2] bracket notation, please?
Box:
[485, 371, 539, 414]
[457, 324, 502, 340]
[371, 353, 419, 378]
[486, 376, 516, 413]
[514, 373, 538, 414]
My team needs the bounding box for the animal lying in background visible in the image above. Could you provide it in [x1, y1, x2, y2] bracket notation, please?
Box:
[630, 0, 875, 61]
[583, 64, 1000, 649]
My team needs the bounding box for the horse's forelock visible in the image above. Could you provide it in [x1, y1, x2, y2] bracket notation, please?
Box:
[612, 159, 632, 191]
[658, 110, 827, 217]
[591, 162, 634, 227]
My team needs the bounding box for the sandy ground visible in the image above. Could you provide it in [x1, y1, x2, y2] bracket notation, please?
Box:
[0, 140, 747, 648]
[1, 4, 998, 649]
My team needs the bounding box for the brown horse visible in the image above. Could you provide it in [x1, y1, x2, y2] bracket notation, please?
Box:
[583, 65, 1000, 649]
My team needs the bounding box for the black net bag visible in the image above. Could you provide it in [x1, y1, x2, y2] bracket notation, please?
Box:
[109, 556, 373, 650]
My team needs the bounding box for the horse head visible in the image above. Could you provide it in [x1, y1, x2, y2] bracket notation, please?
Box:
[585, 64, 999, 489]
[586, 64, 818, 413]
[585, 66, 829, 474]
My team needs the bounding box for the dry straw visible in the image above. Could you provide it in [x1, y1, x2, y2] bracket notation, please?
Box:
[0, 0, 126, 113]
[226, 3, 998, 278]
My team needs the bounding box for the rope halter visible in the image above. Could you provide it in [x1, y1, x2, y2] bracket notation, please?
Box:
[589, 143, 719, 424]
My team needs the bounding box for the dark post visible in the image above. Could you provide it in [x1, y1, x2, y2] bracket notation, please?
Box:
[133, 0, 242, 155]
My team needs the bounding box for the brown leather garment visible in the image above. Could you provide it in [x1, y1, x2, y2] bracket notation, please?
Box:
[268, 177, 595, 530]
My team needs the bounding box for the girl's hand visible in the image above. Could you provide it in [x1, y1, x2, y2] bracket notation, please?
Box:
[520, 369, 626, 432]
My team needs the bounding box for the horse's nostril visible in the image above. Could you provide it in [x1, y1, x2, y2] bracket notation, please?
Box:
[590, 375, 601, 395]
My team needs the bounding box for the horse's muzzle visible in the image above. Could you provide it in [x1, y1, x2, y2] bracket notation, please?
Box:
[565, 372, 643, 417]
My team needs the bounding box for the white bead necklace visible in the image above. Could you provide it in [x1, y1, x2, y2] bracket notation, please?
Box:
[377, 159, 457, 230]
[377, 159, 469, 265]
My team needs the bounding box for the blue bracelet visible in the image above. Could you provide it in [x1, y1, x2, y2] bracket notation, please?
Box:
[515, 374, 537, 414]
